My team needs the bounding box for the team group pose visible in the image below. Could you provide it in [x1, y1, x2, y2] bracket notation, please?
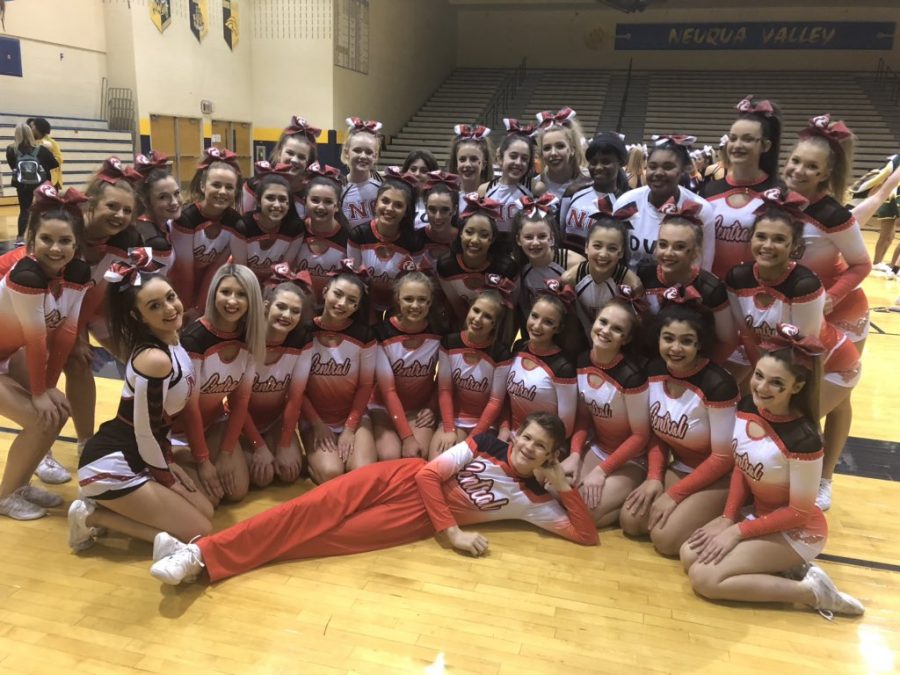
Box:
[5, 98, 900, 621]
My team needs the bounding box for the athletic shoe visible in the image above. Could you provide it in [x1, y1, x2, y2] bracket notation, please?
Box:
[802, 565, 865, 618]
[872, 262, 893, 276]
[16, 483, 63, 508]
[34, 452, 72, 484]
[0, 492, 47, 520]
[816, 479, 832, 511]
[150, 541, 204, 585]
[68, 499, 97, 552]
[780, 562, 811, 581]
[152, 532, 187, 563]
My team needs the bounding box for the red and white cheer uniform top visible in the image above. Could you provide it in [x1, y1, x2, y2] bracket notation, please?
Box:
[437, 332, 511, 432]
[505, 339, 577, 438]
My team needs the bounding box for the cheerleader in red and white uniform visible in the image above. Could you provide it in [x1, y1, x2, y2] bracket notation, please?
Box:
[347, 174, 425, 321]
[559, 132, 629, 251]
[300, 266, 377, 483]
[341, 118, 384, 229]
[436, 195, 519, 327]
[169, 148, 244, 315]
[149, 412, 597, 586]
[620, 303, 739, 556]
[174, 264, 266, 506]
[680, 325, 864, 618]
[0, 188, 91, 520]
[701, 96, 784, 280]
[419, 171, 460, 267]
[371, 271, 441, 460]
[231, 172, 305, 286]
[242, 116, 320, 217]
[478, 124, 535, 240]
[296, 164, 350, 307]
[448, 124, 493, 207]
[240, 267, 312, 488]
[72, 260, 213, 551]
[133, 150, 179, 274]
[430, 289, 513, 458]
[532, 107, 587, 199]
[613, 135, 716, 271]
[562, 298, 650, 528]
[638, 205, 738, 364]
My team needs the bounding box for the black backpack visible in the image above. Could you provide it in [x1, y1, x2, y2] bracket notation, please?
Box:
[14, 148, 46, 186]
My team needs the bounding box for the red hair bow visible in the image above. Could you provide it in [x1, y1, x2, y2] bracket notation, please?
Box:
[103, 247, 158, 289]
[662, 283, 703, 305]
[754, 187, 809, 217]
[398, 255, 433, 276]
[460, 193, 502, 221]
[735, 95, 775, 117]
[617, 284, 649, 314]
[306, 161, 342, 182]
[383, 166, 420, 190]
[269, 262, 313, 289]
[659, 198, 704, 225]
[592, 195, 636, 222]
[453, 124, 491, 141]
[283, 115, 321, 143]
[536, 107, 577, 129]
[799, 114, 854, 146]
[484, 273, 516, 308]
[652, 134, 697, 148]
[198, 147, 241, 173]
[328, 258, 371, 282]
[132, 150, 171, 177]
[96, 156, 143, 186]
[346, 117, 382, 133]
[503, 118, 536, 137]
[541, 278, 576, 306]
[424, 170, 461, 192]
[254, 160, 295, 179]
[33, 182, 88, 209]
[760, 323, 826, 370]
[517, 193, 558, 218]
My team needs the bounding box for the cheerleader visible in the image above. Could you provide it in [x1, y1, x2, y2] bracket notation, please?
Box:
[347, 175, 425, 320]
[0, 188, 91, 520]
[300, 266, 377, 483]
[340, 117, 383, 228]
[620, 303, 739, 556]
[72, 260, 212, 551]
[532, 107, 587, 199]
[614, 135, 716, 271]
[702, 96, 784, 279]
[169, 148, 244, 314]
[133, 150, 179, 273]
[241, 267, 313, 488]
[150, 412, 597, 586]
[563, 298, 650, 528]
[371, 271, 441, 460]
[419, 171, 460, 266]
[436, 195, 519, 327]
[680, 325, 864, 617]
[637, 203, 738, 364]
[625, 144, 646, 190]
[401, 149, 439, 226]
[296, 163, 350, 305]
[175, 265, 266, 506]
[231, 173, 305, 285]
[559, 132, 629, 250]
[448, 124, 493, 202]
[430, 289, 513, 458]
[478, 123, 535, 239]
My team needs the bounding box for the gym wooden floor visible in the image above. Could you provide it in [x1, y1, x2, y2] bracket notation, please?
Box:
[0, 207, 897, 674]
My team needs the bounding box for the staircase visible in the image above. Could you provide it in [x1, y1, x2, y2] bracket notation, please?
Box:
[596, 71, 650, 144]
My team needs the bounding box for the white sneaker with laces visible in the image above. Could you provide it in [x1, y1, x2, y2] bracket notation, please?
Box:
[816, 478, 832, 511]
[34, 451, 72, 484]
[802, 565, 865, 618]
[153, 532, 188, 563]
[872, 262, 893, 276]
[150, 541, 205, 585]
[16, 483, 63, 508]
[0, 492, 47, 520]
[68, 499, 97, 551]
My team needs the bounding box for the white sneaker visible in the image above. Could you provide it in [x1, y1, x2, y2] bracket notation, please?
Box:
[68, 499, 97, 552]
[34, 452, 72, 484]
[150, 541, 205, 585]
[872, 262, 893, 276]
[802, 565, 865, 618]
[816, 479, 832, 511]
[0, 492, 47, 520]
[16, 483, 63, 508]
[152, 532, 187, 563]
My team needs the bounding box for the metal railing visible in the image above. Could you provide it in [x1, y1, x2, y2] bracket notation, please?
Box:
[616, 59, 634, 134]
[874, 58, 900, 104]
[107, 87, 135, 133]
[481, 57, 528, 130]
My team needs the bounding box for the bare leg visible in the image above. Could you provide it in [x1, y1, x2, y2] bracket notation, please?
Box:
[371, 409, 402, 461]
[63, 352, 96, 444]
[578, 452, 644, 528]
[651, 473, 730, 556]
[872, 217, 896, 264]
[820, 382, 854, 480]
[348, 417, 377, 471]
[427, 428, 467, 460]
[302, 427, 346, 484]
[207, 420, 250, 503]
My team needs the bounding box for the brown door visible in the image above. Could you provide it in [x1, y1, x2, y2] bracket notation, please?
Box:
[176, 117, 203, 189]
[211, 120, 229, 152]
[149, 114, 178, 178]
[233, 122, 252, 176]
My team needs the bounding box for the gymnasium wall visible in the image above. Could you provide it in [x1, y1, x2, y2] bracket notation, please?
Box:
[456, 5, 900, 71]
[0, 0, 107, 118]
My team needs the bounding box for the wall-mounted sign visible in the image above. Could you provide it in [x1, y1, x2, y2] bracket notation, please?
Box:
[189, 0, 208, 44]
[150, 0, 172, 33]
[223, 0, 239, 50]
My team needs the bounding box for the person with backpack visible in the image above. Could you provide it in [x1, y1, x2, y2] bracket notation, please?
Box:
[28, 118, 64, 189]
[5, 122, 59, 244]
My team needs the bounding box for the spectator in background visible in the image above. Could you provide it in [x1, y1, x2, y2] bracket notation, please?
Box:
[5, 122, 59, 244]
[28, 118, 63, 189]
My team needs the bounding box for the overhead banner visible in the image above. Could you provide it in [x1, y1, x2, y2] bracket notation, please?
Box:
[223, 0, 239, 50]
[615, 21, 895, 50]
[150, 0, 172, 34]
[189, 0, 208, 44]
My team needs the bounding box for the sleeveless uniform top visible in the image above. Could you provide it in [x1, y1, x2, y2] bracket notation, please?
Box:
[341, 176, 382, 229]
[231, 212, 305, 285]
[559, 184, 617, 249]
[436, 252, 519, 326]
[484, 179, 533, 234]
[295, 220, 350, 307]
[573, 260, 629, 337]
[347, 221, 426, 313]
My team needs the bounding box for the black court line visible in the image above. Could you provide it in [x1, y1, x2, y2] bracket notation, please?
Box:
[816, 553, 900, 573]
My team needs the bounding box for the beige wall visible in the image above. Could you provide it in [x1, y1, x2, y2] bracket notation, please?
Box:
[457, 6, 900, 71]
[333, 0, 457, 137]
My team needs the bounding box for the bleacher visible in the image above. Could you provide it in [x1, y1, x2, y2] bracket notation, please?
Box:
[519, 69, 612, 140]
[0, 114, 133, 205]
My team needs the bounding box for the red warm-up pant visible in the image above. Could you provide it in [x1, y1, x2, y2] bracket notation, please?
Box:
[198, 458, 436, 582]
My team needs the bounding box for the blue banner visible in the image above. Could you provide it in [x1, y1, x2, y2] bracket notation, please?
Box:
[615, 22, 895, 51]
[0, 36, 22, 77]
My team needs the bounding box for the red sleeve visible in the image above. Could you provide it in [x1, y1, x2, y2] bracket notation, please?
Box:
[599, 387, 651, 475]
[646, 436, 668, 482]
[547, 489, 600, 546]
[194, 251, 231, 312]
[168, 227, 196, 311]
[242, 412, 267, 450]
[569, 403, 590, 457]
[471, 361, 510, 436]
[710, 305, 739, 366]
[221, 361, 254, 454]
[301, 397, 324, 426]
[45, 288, 88, 388]
[183, 356, 212, 463]
[376, 344, 413, 439]
[345, 341, 376, 432]
[667, 403, 736, 503]
[413, 437, 478, 532]
[822, 218, 872, 306]
[6, 282, 49, 396]
[279, 348, 311, 449]
[723, 466, 750, 521]
[437, 347, 455, 433]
